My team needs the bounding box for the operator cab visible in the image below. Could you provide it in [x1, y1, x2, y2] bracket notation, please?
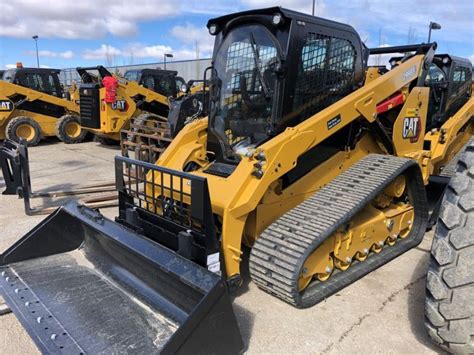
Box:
[124, 69, 180, 98]
[424, 55, 472, 129]
[2, 67, 63, 97]
[206, 7, 366, 164]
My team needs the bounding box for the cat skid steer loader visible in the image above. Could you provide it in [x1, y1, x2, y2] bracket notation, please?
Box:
[1, 7, 473, 353]
[0, 67, 86, 145]
[78, 66, 186, 147]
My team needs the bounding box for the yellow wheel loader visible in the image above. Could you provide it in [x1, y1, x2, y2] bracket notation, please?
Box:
[1, 7, 473, 353]
[0, 67, 86, 145]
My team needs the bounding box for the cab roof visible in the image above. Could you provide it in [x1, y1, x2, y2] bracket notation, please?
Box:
[207, 6, 358, 35]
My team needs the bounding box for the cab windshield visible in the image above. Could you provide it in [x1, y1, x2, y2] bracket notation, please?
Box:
[211, 24, 279, 159]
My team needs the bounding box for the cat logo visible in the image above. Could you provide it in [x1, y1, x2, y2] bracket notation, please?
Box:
[402, 116, 421, 143]
[0, 100, 13, 112]
[111, 99, 127, 111]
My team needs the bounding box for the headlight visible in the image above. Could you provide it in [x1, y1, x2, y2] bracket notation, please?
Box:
[442, 57, 450, 64]
[389, 59, 397, 67]
[180, 84, 188, 93]
[272, 13, 282, 25]
[209, 24, 218, 35]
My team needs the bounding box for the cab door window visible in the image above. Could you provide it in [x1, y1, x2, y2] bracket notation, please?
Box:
[450, 66, 470, 98]
[155, 75, 176, 97]
[141, 74, 156, 90]
[46, 73, 59, 96]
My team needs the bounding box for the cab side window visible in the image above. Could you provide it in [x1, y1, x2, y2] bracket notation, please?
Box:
[141, 75, 155, 90]
[451, 65, 471, 97]
[155, 76, 175, 97]
[20, 73, 45, 92]
[293, 33, 356, 121]
[46, 73, 59, 97]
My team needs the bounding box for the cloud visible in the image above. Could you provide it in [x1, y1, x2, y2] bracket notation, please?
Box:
[240, 0, 327, 16]
[0, 0, 232, 39]
[170, 23, 214, 57]
[25, 50, 74, 59]
[0, 0, 179, 39]
[82, 44, 122, 60]
[81, 24, 215, 63]
[367, 44, 396, 67]
[4, 64, 17, 69]
[124, 44, 173, 59]
[320, 0, 473, 47]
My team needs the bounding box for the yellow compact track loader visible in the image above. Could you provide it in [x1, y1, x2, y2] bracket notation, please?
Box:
[1, 7, 473, 353]
[0, 67, 86, 145]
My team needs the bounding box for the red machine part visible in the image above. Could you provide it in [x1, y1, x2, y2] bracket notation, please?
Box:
[102, 76, 118, 104]
[376, 92, 405, 114]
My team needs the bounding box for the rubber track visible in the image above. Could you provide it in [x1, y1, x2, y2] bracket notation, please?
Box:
[249, 154, 429, 308]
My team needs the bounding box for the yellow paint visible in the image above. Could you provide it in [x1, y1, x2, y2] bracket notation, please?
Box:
[0, 81, 79, 140]
[84, 75, 170, 141]
[143, 52, 473, 283]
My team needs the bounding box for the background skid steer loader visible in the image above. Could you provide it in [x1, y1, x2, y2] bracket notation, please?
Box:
[78, 66, 181, 147]
[0, 67, 86, 146]
[77, 65, 208, 162]
[1, 7, 473, 353]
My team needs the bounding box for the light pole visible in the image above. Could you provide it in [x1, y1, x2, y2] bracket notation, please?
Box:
[428, 22, 441, 43]
[164, 53, 173, 70]
[312, 0, 316, 15]
[32, 35, 39, 68]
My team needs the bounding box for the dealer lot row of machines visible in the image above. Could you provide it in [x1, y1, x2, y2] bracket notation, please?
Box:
[0, 7, 473, 354]
[77, 65, 206, 162]
[0, 66, 205, 214]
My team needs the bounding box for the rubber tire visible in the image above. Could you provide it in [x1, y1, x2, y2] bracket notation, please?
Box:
[425, 139, 474, 354]
[55, 114, 87, 144]
[5, 116, 42, 146]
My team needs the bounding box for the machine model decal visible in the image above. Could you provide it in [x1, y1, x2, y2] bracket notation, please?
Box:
[403, 65, 417, 82]
[327, 115, 341, 130]
[0, 100, 13, 112]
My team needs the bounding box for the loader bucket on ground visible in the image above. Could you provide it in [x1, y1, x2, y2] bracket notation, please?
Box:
[0, 201, 243, 354]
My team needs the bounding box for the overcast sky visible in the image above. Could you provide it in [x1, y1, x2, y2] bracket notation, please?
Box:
[0, 0, 472, 69]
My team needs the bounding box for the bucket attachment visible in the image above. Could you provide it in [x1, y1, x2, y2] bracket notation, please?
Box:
[0, 201, 243, 354]
[0, 139, 118, 215]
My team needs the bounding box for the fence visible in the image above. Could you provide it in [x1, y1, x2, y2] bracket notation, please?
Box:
[59, 58, 212, 86]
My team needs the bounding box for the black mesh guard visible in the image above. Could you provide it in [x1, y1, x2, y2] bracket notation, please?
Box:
[114, 156, 219, 267]
[293, 33, 356, 121]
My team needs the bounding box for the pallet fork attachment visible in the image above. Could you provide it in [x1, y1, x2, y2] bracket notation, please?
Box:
[0, 139, 118, 215]
[0, 140, 23, 195]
